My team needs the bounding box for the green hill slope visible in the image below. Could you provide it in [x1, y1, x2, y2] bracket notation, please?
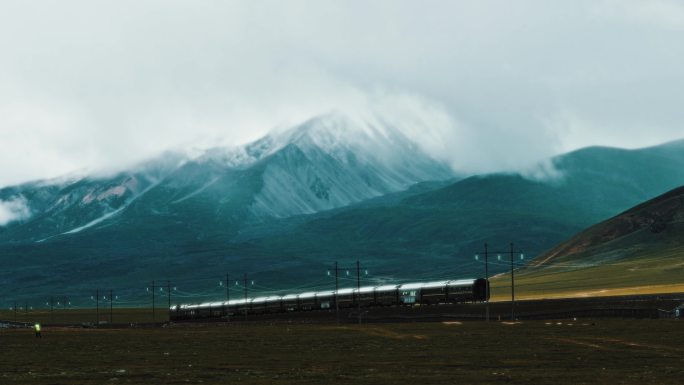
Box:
[494, 186, 684, 299]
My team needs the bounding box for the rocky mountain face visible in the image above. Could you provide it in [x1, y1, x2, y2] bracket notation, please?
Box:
[0, 152, 185, 242]
[0, 114, 454, 243]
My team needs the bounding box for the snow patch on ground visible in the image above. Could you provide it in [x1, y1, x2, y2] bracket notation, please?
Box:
[62, 206, 127, 235]
[170, 176, 221, 204]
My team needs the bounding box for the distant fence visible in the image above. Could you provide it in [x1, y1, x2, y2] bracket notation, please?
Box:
[0, 320, 32, 329]
[0, 307, 168, 326]
[171, 297, 683, 324]
[2, 302, 679, 326]
[517, 307, 662, 319]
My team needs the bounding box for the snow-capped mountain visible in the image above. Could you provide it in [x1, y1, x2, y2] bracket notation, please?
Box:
[242, 114, 454, 218]
[0, 114, 455, 242]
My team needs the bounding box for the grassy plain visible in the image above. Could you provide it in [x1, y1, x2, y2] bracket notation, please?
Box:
[490, 245, 684, 301]
[1, 320, 684, 384]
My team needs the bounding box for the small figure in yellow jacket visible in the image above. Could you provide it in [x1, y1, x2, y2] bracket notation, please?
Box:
[34, 323, 41, 338]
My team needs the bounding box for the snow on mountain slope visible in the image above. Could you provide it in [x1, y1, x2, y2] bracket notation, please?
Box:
[247, 114, 454, 218]
[119, 113, 454, 223]
[0, 114, 455, 242]
[0, 152, 187, 242]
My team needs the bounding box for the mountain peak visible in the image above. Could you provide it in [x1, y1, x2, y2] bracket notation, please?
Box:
[245, 113, 455, 219]
[198, 112, 439, 174]
[270, 113, 400, 153]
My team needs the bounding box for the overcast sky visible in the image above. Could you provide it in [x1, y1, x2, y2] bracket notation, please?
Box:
[1, 0, 683, 187]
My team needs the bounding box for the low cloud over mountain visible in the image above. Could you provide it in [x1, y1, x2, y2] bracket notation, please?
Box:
[0, 195, 30, 226]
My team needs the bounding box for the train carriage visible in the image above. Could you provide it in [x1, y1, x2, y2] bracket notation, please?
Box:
[446, 279, 484, 303]
[249, 296, 269, 314]
[335, 288, 355, 308]
[232, 298, 250, 315]
[263, 296, 283, 313]
[316, 290, 335, 310]
[418, 281, 453, 304]
[298, 292, 318, 310]
[281, 294, 298, 311]
[375, 284, 400, 306]
[249, 296, 283, 314]
[358, 286, 376, 307]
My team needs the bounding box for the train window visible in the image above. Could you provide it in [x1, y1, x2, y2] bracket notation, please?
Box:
[401, 290, 417, 304]
[402, 296, 416, 304]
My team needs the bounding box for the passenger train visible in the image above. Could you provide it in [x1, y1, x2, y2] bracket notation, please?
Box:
[171, 278, 489, 321]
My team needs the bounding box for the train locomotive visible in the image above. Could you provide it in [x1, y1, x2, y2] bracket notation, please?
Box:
[172, 278, 489, 321]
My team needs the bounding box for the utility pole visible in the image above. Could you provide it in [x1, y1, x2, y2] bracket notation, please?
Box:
[356, 260, 362, 324]
[485, 243, 489, 321]
[13, 301, 16, 322]
[243, 274, 249, 321]
[226, 274, 230, 321]
[50, 296, 54, 324]
[509, 243, 516, 320]
[151, 280, 156, 323]
[510, 245, 524, 321]
[475, 244, 491, 322]
[476, 243, 523, 322]
[95, 290, 99, 325]
[24, 301, 27, 321]
[335, 262, 339, 324]
[110, 289, 113, 324]
[167, 280, 171, 322]
[330, 261, 368, 324]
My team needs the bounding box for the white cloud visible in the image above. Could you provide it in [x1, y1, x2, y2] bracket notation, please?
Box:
[591, 0, 684, 31]
[519, 159, 565, 182]
[1, 1, 683, 187]
[0, 196, 31, 226]
[541, 109, 680, 153]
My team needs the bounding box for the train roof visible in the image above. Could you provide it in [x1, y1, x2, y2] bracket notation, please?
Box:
[399, 279, 476, 291]
[359, 286, 375, 294]
[375, 284, 399, 291]
[251, 296, 276, 303]
[316, 290, 335, 298]
[298, 291, 318, 299]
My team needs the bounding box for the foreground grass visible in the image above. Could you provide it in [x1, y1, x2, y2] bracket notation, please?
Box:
[1, 320, 683, 384]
